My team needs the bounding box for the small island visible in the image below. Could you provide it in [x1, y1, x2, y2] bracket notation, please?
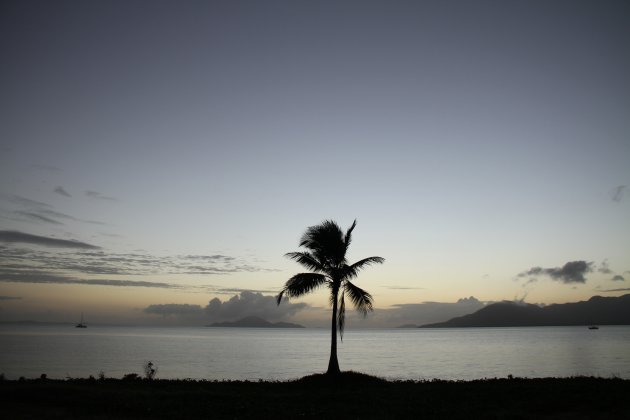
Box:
[206, 316, 304, 328]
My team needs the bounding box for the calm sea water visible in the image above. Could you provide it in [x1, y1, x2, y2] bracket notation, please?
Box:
[1, 325, 629, 381]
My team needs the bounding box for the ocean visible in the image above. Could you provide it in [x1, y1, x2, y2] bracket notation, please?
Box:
[1, 325, 629, 381]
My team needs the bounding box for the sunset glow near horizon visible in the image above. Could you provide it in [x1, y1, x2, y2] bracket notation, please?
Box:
[1, 0, 629, 327]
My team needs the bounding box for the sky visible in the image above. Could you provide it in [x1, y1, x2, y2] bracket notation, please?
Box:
[1, 0, 629, 327]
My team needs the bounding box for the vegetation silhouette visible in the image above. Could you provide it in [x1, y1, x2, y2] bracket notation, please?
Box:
[277, 220, 384, 375]
[4, 376, 630, 418]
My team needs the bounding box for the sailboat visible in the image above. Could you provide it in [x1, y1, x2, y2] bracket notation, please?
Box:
[75, 313, 87, 328]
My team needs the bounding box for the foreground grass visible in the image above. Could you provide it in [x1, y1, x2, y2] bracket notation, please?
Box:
[2, 372, 629, 419]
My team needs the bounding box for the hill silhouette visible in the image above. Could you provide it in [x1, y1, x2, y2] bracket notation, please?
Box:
[207, 316, 304, 328]
[421, 294, 630, 328]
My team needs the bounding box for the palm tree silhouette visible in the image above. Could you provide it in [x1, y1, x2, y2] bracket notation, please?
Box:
[277, 220, 384, 375]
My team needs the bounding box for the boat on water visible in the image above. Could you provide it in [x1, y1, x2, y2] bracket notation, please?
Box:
[75, 313, 87, 328]
[588, 325, 599, 330]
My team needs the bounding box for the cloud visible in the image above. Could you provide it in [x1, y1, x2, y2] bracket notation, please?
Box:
[0, 230, 100, 249]
[598, 259, 613, 274]
[0, 295, 22, 300]
[1, 242, 277, 281]
[184, 255, 235, 262]
[86, 190, 117, 201]
[2, 194, 51, 209]
[518, 260, 593, 284]
[144, 304, 203, 316]
[0, 270, 178, 289]
[15, 212, 64, 225]
[373, 297, 485, 327]
[1, 194, 106, 226]
[204, 291, 308, 322]
[611, 275, 625, 282]
[210, 286, 280, 295]
[54, 186, 71, 197]
[141, 291, 310, 324]
[611, 185, 626, 202]
[598, 288, 630, 292]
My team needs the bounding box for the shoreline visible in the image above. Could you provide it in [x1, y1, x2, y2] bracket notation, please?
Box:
[2, 372, 629, 418]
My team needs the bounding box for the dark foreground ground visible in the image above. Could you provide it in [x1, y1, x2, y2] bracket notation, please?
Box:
[2, 372, 629, 419]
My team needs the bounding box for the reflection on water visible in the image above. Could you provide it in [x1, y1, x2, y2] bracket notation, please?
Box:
[1, 325, 628, 380]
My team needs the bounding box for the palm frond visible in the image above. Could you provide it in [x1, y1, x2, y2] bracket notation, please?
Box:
[344, 280, 373, 316]
[276, 290, 285, 305]
[344, 256, 385, 279]
[284, 251, 325, 272]
[338, 293, 346, 340]
[344, 219, 357, 252]
[278, 273, 328, 302]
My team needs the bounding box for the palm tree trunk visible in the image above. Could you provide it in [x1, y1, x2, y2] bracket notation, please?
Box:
[327, 288, 341, 375]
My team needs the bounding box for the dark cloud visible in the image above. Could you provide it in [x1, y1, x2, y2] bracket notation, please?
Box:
[204, 291, 307, 322]
[85, 190, 117, 201]
[611, 185, 626, 202]
[54, 186, 71, 197]
[518, 260, 593, 284]
[0, 295, 22, 300]
[144, 304, 203, 316]
[599, 288, 630, 292]
[0, 230, 100, 249]
[0, 270, 178, 289]
[611, 275, 625, 282]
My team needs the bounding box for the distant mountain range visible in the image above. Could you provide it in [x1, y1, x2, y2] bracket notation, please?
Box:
[207, 316, 304, 328]
[421, 294, 630, 328]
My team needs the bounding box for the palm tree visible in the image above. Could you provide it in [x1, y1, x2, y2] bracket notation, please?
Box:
[277, 220, 384, 375]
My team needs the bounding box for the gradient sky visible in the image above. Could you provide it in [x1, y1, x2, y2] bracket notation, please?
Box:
[1, 0, 629, 327]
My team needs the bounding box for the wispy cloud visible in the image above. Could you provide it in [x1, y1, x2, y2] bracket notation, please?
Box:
[517, 260, 593, 284]
[15, 212, 64, 225]
[0, 295, 22, 300]
[3, 194, 51, 209]
[86, 190, 117, 201]
[598, 287, 630, 292]
[0, 240, 279, 285]
[1, 194, 106, 226]
[0, 230, 100, 249]
[54, 186, 71, 197]
[0, 270, 178, 289]
[210, 286, 280, 295]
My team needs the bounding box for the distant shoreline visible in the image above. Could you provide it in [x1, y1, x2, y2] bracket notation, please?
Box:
[2, 373, 629, 419]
